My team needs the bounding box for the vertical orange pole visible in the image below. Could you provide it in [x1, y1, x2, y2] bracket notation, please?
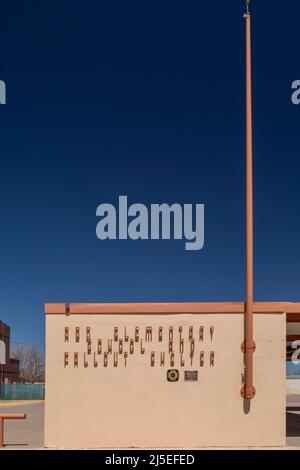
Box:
[0, 417, 3, 448]
[242, 6, 256, 400]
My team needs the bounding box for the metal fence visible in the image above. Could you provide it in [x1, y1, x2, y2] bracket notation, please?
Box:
[0, 383, 45, 400]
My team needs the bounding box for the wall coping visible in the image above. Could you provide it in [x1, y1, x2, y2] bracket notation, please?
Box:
[45, 301, 300, 318]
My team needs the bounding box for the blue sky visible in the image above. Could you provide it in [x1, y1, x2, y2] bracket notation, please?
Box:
[0, 0, 299, 351]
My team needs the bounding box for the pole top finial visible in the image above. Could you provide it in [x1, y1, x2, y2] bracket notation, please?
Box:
[246, 0, 250, 14]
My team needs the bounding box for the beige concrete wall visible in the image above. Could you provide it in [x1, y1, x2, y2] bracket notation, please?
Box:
[45, 312, 286, 448]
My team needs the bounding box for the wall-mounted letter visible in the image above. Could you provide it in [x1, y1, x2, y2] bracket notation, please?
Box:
[146, 327, 152, 342]
[84, 352, 88, 367]
[94, 352, 98, 367]
[151, 352, 155, 367]
[210, 351, 215, 367]
[158, 327, 163, 342]
[199, 326, 204, 342]
[86, 327, 91, 343]
[64, 352, 69, 367]
[104, 352, 108, 367]
[200, 351, 204, 367]
[76, 327, 80, 343]
[74, 352, 78, 367]
[114, 352, 118, 367]
[114, 327, 118, 342]
[65, 327, 69, 343]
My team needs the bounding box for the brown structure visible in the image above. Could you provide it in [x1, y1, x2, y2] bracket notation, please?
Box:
[44, 301, 299, 448]
[0, 321, 20, 384]
[0, 414, 26, 448]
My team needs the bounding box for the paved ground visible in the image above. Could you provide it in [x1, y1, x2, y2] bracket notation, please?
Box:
[1, 397, 300, 449]
[286, 394, 300, 447]
[0, 401, 44, 449]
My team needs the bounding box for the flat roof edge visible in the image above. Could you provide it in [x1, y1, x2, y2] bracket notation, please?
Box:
[44, 301, 299, 315]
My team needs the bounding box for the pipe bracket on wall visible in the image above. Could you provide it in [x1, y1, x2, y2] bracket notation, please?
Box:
[241, 340, 256, 354]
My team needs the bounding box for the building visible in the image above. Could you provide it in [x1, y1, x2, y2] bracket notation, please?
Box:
[44, 301, 299, 448]
[43, 5, 300, 448]
[0, 321, 20, 384]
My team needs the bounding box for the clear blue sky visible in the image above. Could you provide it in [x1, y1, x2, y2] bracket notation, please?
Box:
[0, 1, 299, 351]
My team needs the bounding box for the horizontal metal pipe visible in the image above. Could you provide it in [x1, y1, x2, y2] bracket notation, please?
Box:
[0, 413, 26, 420]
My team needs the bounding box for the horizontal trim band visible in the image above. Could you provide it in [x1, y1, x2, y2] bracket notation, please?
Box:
[44, 301, 298, 315]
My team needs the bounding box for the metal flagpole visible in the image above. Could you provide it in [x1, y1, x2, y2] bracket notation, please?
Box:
[241, 0, 256, 400]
